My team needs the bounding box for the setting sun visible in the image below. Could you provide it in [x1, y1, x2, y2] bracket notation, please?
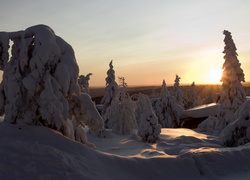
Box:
[208, 68, 222, 83]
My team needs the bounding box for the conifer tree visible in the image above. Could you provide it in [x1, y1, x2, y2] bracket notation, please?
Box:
[153, 80, 183, 128]
[78, 73, 92, 94]
[136, 94, 161, 143]
[172, 74, 184, 107]
[0, 25, 106, 147]
[161, 79, 169, 95]
[198, 31, 246, 134]
[184, 82, 198, 109]
[216, 30, 246, 131]
[107, 88, 136, 135]
[101, 60, 119, 128]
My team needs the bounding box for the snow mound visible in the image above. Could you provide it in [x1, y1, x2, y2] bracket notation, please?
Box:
[1, 123, 250, 179]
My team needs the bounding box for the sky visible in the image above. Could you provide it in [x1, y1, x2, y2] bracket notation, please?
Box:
[1, 0, 250, 87]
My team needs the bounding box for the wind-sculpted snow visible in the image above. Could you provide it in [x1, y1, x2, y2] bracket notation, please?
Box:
[1, 123, 250, 179]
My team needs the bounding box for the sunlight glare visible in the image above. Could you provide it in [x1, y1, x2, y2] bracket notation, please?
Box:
[208, 68, 222, 83]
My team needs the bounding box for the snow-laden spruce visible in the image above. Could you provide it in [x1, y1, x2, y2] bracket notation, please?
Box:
[78, 73, 92, 94]
[160, 79, 169, 95]
[136, 93, 161, 143]
[152, 80, 183, 128]
[101, 60, 119, 128]
[172, 74, 184, 108]
[107, 87, 137, 134]
[216, 30, 246, 130]
[220, 99, 250, 147]
[198, 30, 246, 134]
[0, 25, 105, 147]
[184, 82, 198, 109]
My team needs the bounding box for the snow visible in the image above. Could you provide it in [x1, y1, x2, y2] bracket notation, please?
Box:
[1, 121, 250, 179]
[182, 103, 219, 118]
[220, 99, 250, 146]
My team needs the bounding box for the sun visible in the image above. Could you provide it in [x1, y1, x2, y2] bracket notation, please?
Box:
[208, 68, 222, 83]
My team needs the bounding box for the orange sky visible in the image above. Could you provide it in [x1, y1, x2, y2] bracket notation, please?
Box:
[1, 0, 250, 87]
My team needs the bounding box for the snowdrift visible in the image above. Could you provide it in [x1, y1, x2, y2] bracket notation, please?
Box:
[1, 122, 250, 179]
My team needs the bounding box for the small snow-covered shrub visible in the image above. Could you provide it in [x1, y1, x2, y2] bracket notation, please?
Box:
[68, 93, 108, 137]
[136, 94, 161, 143]
[220, 99, 250, 147]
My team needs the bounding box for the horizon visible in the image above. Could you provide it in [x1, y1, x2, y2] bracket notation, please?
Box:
[1, 1, 250, 87]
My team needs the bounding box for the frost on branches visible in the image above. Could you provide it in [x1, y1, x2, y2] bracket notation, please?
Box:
[152, 80, 183, 128]
[136, 94, 161, 143]
[107, 88, 137, 135]
[220, 99, 250, 147]
[0, 25, 105, 147]
[172, 74, 184, 108]
[100, 60, 119, 128]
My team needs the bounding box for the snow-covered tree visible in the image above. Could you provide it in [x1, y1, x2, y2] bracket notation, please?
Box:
[0, 25, 105, 147]
[149, 89, 157, 99]
[68, 93, 108, 137]
[184, 82, 198, 109]
[202, 91, 214, 105]
[101, 60, 119, 128]
[107, 89, 137, 135]
[216, 30, 246, 132]
[152, 80, 183, 128]
[136, 94, 161, 143]
[161, 79, 169, 95]
[78, 73, 92, 94]
[220, 99, 250, 147]
[198, 30, 246, 135]
[118, 76, 127, 88]
[172, 74, 184, 107]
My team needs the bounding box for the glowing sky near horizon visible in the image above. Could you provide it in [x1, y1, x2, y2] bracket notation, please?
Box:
[1, 0, 250, 87]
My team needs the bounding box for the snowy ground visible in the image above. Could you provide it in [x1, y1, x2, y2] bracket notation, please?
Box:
[1, 122, 250, 180]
